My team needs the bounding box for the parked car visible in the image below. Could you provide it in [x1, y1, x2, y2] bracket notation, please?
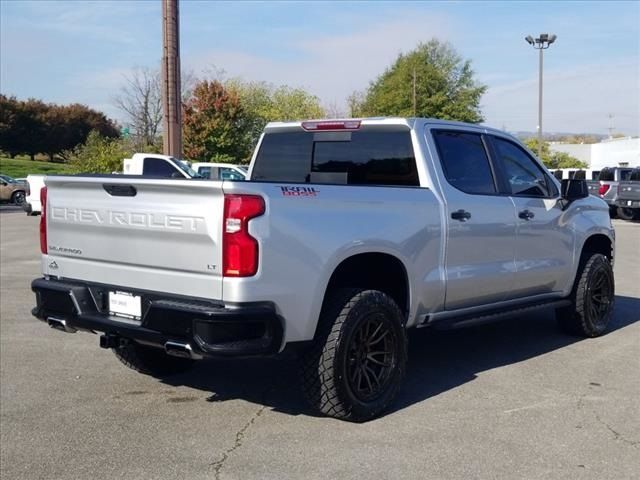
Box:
[0, 174, 27, 205]
[191, 162, 247, 180]
[586, 167, 633, 216]
[615, 168, 640, 220]
[23, 174, 46, 215]
[31, 118, 615, 422]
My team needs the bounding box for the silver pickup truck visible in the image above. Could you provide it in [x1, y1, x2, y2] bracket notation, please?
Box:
[587, 167, 634, 217]
[31, 118, 615, 421]
[615, 168, 640, 220]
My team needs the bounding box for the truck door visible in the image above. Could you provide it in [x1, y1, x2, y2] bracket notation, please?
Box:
[487, 135, 574, 297]
[430, 129, 518, 310]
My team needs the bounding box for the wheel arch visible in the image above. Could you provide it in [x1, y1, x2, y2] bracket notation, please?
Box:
[580, 233, 613, 263]
[315, 252, 411, 338]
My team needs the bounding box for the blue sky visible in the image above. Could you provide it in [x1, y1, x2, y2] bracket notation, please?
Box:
[1, 0, 639, 134]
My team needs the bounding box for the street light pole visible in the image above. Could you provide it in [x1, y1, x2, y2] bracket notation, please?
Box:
[525, 33, 556, 160]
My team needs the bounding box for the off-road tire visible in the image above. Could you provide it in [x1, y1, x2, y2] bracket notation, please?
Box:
[112, 341, 195, 377]
[557, 253, 614, 337]
[616, 207, 635, 221]
[302, 288, 407, 422]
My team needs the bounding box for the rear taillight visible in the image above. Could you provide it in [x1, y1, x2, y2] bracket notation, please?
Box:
[223, 194, 265, 277]
[598, 184, 610, 196]
[40, 186, 47, 254]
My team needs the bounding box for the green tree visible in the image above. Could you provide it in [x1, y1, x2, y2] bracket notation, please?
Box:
[68, 131, 133, 173]
[225, 80, 325, 152]
[0, 96, 48, 160]
[182, 80, 249, 162]
[524, 138, 588, 169]
[42, 103, 119, 162]
[355, 39, 486, 122]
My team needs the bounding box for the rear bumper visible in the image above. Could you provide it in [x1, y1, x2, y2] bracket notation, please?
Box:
[615, 199, 640, 209]
[31, 277, 284, 358]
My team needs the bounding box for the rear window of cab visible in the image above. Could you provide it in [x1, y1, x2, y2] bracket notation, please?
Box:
[251, 128, 419, 187]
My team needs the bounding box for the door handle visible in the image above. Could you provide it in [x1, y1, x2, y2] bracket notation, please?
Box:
[451, 209, 472, 222]
[518, 209, 535, 220]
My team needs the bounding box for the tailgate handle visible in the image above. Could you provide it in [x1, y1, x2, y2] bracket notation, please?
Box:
[103, 184, 137, 197]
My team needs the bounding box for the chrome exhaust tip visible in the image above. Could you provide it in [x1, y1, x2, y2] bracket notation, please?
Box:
[47, 316, 77, 333]
[164, 341, 202, 360]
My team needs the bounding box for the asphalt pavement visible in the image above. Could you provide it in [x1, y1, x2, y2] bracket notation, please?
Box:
[1, 212, 638, 480]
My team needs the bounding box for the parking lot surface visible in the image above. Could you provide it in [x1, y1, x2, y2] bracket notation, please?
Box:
[1, 211, 638, 480]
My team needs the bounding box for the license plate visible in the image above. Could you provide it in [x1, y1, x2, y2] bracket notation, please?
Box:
[628, 201, 633, 206]
[109, 291, 142, 320]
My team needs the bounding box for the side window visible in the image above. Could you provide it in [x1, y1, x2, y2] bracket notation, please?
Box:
[143, 158, 180, 177]
[432, 130, 496, 194]
[552, 170, 563, 180]
[198, 166, 215, 179]
[220, 168, 245, 181]
[573, 170, 586, 180]
[491, 137, 553, 197]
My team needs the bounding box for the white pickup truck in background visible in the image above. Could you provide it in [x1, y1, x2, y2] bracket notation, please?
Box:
[23, 154, 199, 216]
[123, 153, 199, 178]
[24, 174, 46, 215]
[31, 117, 615, 421]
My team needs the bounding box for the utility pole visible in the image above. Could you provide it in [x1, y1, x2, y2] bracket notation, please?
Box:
[162, 0, 182, 157]
[607, 113, 615, 139]
[525, 33, 557, 159]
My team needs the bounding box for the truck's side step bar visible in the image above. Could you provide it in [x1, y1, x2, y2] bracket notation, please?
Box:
[422, 298, 572, 330]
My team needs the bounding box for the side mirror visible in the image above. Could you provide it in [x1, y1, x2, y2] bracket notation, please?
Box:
[561, 179, 589, 202]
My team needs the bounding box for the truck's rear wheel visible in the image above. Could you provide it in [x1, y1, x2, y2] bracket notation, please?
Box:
[557, 253, 614, 337]
[112, 341, 195, 377]
[302, 288, 407, 422]
[616, 207, 635, 221]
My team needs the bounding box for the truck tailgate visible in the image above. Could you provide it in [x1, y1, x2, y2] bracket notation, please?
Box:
[43, 176, 224, 300]
[618, 181, 640, 201]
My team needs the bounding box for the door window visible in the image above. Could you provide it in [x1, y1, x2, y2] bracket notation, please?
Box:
[432, 130, 496, 194]
[219, 168, 245, 180]
[491, 137, 554, 197]
[197, 166, 217, 179]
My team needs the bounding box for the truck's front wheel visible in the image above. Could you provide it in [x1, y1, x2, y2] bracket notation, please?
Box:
[302, 289, 407, 422]
[112, 341, 195, 377]
[557, 253, 614, 337]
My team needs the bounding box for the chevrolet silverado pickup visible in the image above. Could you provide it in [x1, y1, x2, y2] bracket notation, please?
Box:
[587, 167, 633, 216]
[31, 118, 615, 421]
[615, 168, 640, 220]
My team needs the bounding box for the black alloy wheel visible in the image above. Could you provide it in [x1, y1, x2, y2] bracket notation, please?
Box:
[585, 262, 614, 329]
[346, 314, 398, 402]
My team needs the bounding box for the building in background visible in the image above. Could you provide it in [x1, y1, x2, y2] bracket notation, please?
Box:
[550, 137, 640, 169]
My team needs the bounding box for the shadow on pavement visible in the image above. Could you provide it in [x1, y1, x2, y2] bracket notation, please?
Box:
[161, 295, 640, 418]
